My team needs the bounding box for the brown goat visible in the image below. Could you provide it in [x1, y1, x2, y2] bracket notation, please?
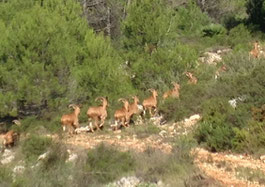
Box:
[249, 41, 260, 60]
[215, 65, 227, 79]
[142, 89, 158, 117]
[163, 82, 180, 99]
[114, 98, 130, 130]
[61, 104, 81, 134]
[3, 130, 19, 149]
[185, 72, 198, 84]
[126, 96, 142, 124]
[87, 97, 108, 132]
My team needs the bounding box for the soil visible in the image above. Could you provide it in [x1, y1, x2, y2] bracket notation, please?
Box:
[1, 115, 264, 186]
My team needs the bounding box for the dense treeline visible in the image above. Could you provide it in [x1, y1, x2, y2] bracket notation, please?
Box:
[0, 0, 264, 152]
[0, 0, 134, 118]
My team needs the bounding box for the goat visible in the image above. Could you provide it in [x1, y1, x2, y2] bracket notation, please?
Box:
[61, 104, 81, 134]
[2, 120, 20, 151]
[185, 72, 198, 84]
[249, 41, 260, 60]
[215, 65, 227, 79]
[163, 82, 180, 99]
[142, 89, 158, 117]
[113, 98, 130, 130]
[3, 130, 19, 149]
[87, 97, 108, 132]
[126, 96, 142, 124]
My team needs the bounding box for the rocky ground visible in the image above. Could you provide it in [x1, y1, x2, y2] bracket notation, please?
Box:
[1, 114, 265, 186]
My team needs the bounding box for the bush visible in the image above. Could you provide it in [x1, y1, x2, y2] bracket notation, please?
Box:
[159, 82, 210, 122]
[134, 136, 197, 185]
[0, 166, 12, 185]
[194, 98, 236, 152]
[202, 24, 227, 37]
[233, 120, 265, 153]
[226, 24, 251, 49]
[85, 144, 135, 184]
[22, 134, 52, 162]
[11, 141, 73, 187]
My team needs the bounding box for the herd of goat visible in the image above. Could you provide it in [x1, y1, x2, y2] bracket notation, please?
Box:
[2, 41, 263, 149]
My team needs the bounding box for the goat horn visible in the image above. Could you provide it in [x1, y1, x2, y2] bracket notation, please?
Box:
[12, 120, 21, 126]
[118, 98, 126, 102]
[95, 97, 104, 102]
[68, 104, 76, 108]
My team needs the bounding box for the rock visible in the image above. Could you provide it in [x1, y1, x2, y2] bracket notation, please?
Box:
[150, 115, 163, 126]
[115, 176, 141, 187]
[189, 114, 201, 121]
[157, 180, 164, 186]
[228, 99, 237, 109]
[66, 149, 78, 163]
[117, 135, 122, 139]
[159, 130, 167, 137]
[67, 153, 78, 163]
[13, 165, 25, 174]
[1, 149, 15, 164]
[200, 52, 222, 65]
[75, 126, 91, 134]
[168, 126, 175, 132]
[199, 48, 231, 65]
[260, 155, 265, 162]
[1, 155, 15, 165]
[37, 151, 49, 161]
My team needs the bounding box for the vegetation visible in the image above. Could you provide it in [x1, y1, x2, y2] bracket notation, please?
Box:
[0, 0, 265, 185]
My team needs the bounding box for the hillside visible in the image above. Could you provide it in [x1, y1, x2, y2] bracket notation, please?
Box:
[0, 0, 265, 186]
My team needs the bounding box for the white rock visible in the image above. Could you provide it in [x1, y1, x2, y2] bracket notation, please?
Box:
[13, 165, 25, 174]
[189, 114, 201, 121]
[202, 52, 222, 65]
[117, 135, 122, 139]
[1, 155, 15, 165]
[37, 151, 49, 161]
[157, 180, 164, 186]
[116, 176, 141, 187]
[75, 126, 90, 133]
[1, 149, 15, 164]
[137, 105, 143, 111]
[2, 149, 12, 157]
[159, 130, 167, 137]
[228, 99, 237, 109]
[67, 153, 78, 163]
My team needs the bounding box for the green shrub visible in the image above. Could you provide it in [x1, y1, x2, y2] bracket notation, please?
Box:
[11, 142, 72, 187]
[175, 0, 211, 36]
[194, 98, 236, 152]
[85, 144, 135, 184]
[159, 82, 210, 122]
[226, 24, 251, 49]
[134, 136, 197, 185]
[202, 24, 227, 37]
[22, 134, 52, 162]
[233, 120, 265, 153]
[195, 121, 235, 152]
[0, 167, 12, 185]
